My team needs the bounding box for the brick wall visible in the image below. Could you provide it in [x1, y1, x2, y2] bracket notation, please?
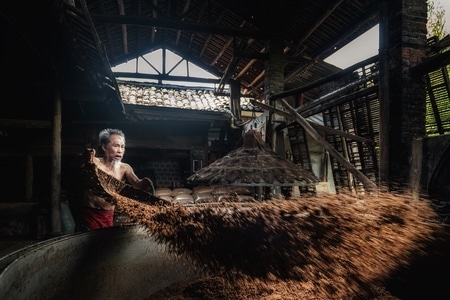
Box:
[135, 159, 189, 189]
[383, 0, 428, 187]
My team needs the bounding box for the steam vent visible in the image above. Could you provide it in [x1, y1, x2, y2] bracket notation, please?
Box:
[187, 130, 319, 187]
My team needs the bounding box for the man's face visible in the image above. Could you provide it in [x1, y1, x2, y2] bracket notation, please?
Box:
[103, 134, 125, 162]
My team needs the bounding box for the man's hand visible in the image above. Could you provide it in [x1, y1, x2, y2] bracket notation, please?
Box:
[82, 148, 96, 163]
[73, 148, 96, 168]
[138, 177, 153, 191]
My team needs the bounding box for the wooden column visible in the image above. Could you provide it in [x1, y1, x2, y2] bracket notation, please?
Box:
[265, 36, 285, 153]
[230, 79, 241, 122]
[378, 0, 390, 191]
[264, 25, 285, 198]
[50, 91, 62, 236]
[410, 138, 423, 200]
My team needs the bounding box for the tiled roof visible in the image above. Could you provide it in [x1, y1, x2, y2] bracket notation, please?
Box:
[118, 83, 263, 113]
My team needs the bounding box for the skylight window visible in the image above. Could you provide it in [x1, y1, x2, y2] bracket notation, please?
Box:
[324, 25, 379, 69]
[112, 49, 221, 89]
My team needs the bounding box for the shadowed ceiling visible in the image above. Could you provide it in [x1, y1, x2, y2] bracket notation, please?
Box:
[83, 0, 379, 97]
[1, 0, 379, 122]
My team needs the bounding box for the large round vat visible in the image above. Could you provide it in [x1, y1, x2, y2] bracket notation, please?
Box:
[0, 225, 200, 299]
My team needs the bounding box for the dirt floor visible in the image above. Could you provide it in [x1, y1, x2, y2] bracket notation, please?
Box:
[89, 164, 450, 300]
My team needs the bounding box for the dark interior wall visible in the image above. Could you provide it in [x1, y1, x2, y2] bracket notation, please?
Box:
[0, 127, 53, 202]
[1, 0, 80, 207]
[61, 120, 213, 150]
[0, 156, 26, 199]
[419, 135, 450, 200]
[1, 1, 70, 122]
[1, 5, 57, 205]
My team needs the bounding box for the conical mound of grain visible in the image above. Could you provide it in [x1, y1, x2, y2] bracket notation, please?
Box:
[187, 130, 319, 186]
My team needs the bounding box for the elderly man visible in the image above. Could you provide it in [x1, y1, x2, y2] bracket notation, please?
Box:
[77, 128, 153, 231]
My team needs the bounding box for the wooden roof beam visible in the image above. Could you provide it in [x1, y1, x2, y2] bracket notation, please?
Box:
[91, 14, 268, 38]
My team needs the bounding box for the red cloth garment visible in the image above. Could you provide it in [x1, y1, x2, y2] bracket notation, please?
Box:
[81, 207, 114, 230]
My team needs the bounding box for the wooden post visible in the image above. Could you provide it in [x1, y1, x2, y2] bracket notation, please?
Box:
[51, 91, 62, 236]
[410, 138, 423, 200]
[378, 0, 390, 191]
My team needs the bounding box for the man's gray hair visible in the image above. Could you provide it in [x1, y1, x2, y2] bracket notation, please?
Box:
[99, 128, 125, 146]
